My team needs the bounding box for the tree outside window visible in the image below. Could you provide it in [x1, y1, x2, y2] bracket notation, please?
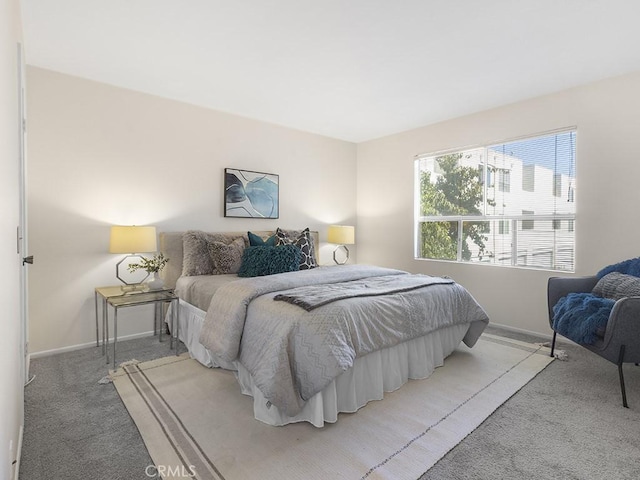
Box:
[419, 153, 489, 261]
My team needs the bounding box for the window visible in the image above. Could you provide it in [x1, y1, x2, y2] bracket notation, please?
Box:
[522, 210, 534, 230]
[522, 165, 535, 192]
[498, 169, 510, 192]
[553, 174, 562, 197]
[478, 165, 494, 187]
[415, 129, 576, 272]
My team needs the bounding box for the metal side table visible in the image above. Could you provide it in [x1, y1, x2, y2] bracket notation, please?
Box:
[95, 286, 146, 351]
[95, 286, 179, 366]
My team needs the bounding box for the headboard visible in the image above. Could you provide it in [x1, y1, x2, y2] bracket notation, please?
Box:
[159, 230, 320, 289]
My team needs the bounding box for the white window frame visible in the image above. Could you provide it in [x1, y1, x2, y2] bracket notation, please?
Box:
[414, 128, 576, 272]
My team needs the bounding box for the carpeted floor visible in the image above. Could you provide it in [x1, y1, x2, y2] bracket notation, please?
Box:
[19, 326, 640, 480]
[20, 335, 172, 480]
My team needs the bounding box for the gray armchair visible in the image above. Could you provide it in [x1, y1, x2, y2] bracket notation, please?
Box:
[548, 276, 640, 408]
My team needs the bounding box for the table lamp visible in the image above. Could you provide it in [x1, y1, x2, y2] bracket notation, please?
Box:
[327, 225, 355, 265]
[109, 225, 157, 289]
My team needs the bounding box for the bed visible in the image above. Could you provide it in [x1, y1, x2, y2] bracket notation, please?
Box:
[160, 229, 489, 427]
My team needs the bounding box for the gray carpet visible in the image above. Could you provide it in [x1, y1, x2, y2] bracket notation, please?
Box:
[20, 336, 172, 480]
[19, 326, 640, 480]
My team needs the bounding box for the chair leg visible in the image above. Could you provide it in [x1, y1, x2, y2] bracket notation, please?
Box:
[550, 331, 557, 358]
[618, 344, 628, 408]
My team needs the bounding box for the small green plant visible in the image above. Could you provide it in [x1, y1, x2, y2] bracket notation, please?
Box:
[128, 253, 169, 273]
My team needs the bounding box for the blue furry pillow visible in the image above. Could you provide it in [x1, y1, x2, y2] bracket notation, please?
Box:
[237, 245, 302, 277]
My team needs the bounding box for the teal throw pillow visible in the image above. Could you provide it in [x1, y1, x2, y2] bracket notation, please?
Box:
[238, 245, 302, 277]
[248, 231, 277, 247]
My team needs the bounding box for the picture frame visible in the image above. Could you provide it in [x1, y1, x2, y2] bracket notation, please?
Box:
[224, 168, 279, 219]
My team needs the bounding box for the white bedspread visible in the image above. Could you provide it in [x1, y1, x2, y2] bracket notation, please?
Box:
[199, 265, 489, 417]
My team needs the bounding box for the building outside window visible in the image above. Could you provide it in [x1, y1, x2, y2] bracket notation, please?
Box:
[498, 169, 510, 193]
[414, 129, 576, 271]
[522, 210, 535, 230]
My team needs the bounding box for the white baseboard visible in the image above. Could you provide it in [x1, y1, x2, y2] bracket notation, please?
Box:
[12, 424, 23, 480]
[30, 330, 156, 359]
[489, 322, 578, 347]
[488, 321, 553, 340]
[25, 352, 31, 385]
[489, 323, 578, 345]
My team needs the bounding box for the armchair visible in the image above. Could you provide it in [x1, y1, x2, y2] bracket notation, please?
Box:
[548, 276, 640, 408]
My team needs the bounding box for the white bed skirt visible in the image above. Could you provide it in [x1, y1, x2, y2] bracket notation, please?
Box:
[169, 300, 470, 427]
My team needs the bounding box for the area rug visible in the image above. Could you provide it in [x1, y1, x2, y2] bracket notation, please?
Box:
[112, 334, 553, 480]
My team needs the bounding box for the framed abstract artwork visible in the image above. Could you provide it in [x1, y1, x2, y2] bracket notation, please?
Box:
[224, 168, 279, 219]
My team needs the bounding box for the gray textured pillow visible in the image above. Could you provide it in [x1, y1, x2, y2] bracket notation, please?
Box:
[182, 231, 247, 276]
[592, 272, 640, 300]
[208, 237, 245, 274]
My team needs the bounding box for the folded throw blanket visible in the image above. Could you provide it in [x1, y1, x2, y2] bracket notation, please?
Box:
[597, 257, 640, 279]
[552, 293, 614, 345]
[274, 275, 454, 311]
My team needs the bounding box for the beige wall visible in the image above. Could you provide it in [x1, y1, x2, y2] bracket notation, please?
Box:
[357, 71, 640, 336]
[1, 0, 24, 477]
[26, 65, 640, 343]
[26, 67, 357, 354]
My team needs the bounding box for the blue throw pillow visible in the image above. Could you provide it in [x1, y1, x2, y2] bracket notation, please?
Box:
[238, 245, 302, 277]
[247, 231, 277, 247]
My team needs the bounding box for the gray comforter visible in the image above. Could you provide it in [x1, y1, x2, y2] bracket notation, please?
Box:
[199, 265, 489, 416]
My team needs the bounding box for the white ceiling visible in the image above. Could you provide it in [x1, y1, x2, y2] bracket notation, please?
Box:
[20, 0, 640, 143]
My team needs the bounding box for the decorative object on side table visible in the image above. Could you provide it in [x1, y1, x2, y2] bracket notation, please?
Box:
[109, 225, 158, 290]
[128, 253, 169, 290]
[327, 225, 355, 265]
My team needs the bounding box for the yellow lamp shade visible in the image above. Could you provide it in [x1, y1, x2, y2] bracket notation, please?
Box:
[327, 225, 355, 245]
[109, 226, 157, 253]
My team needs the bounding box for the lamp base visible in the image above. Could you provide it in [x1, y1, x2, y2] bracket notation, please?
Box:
[332, 245, 350, 265]
[120, 283, 148, 293]
[116, 254, 150, 286]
